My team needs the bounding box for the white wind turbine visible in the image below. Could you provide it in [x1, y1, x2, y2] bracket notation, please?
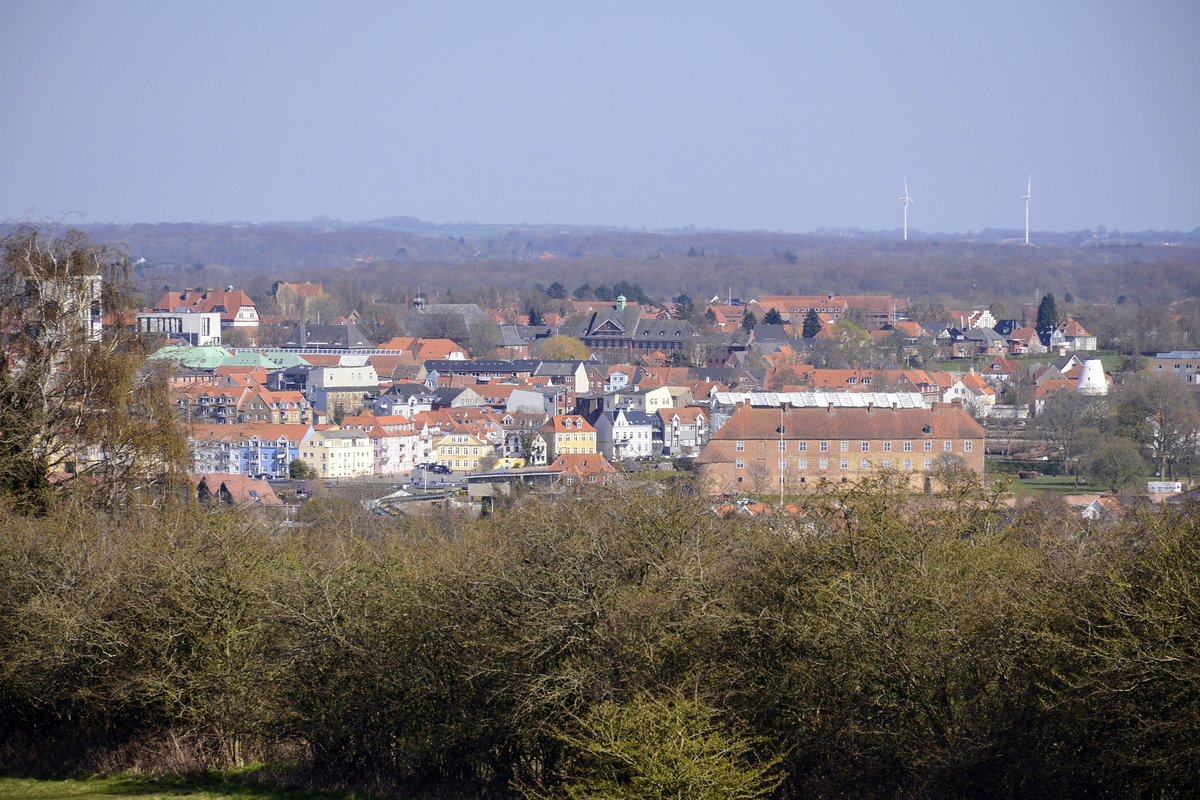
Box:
[900, 177, 914, 241]
[1022, 175, 1032, 245]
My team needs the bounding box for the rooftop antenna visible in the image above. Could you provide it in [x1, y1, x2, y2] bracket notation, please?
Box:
[1022, 175, 1032, 245]
[900, 177, 914, 241]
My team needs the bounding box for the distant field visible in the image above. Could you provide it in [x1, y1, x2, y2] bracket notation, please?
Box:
[1004, 475, 1107, 496]
[0, 774, 375, 800]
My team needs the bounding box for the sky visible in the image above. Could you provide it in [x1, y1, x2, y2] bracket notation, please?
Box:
[2, 1, 1199, 234]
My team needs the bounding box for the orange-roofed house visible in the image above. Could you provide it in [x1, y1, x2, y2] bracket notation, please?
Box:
[1008, 327, 1048, 355]
[549, 453, 617, 487]
[1057, 318, 1097, 352]
[377, 337, 468, 361]
[538, 415, 597, 463]
[193, 473, 284, 508]
[154, 288, 260, 332]
[696, 402, 985, 496]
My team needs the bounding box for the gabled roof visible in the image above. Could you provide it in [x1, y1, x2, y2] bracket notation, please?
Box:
[187, 423, 313, 443]
[702, 403, 984, 451]
[283, 322, 374, 349]
[193, 473, 283, 507]
[155, 289, 259, 323]
[656, 406, 707, 424]
[598, 409, 656, 427]
[549, 453, 616, 475]
[1058, 318, 1093, 338]
[1035, 379, 1077, 399]
[983, 356, 1021, 374]
[540, 415, 595, 434]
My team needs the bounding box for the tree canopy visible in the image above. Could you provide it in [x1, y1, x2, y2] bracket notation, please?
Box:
[0, 226, 186, 511]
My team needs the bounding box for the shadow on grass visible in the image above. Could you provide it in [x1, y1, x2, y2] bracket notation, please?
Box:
[0, 770, 375, 800]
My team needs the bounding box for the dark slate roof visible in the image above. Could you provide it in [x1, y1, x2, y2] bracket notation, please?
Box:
[606, 409, 655, 427]
[533, 360, 587, 377]
[498, 326, 528, 347]
[432, 387, 470, 403]
[574, 307, 643, 339]
[282, 322, 374, 349]
[404, 303, 499, 345]
[385, 382, 437, 400]
[993, 319, 1022, 336]
[633, 319, 696, 342]
[963, 327, 1007, 343]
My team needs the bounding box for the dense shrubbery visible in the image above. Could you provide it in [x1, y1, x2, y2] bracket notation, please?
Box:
[1, 485, 1197, 798]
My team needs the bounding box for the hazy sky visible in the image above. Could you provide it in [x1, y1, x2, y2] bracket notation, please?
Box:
[3, 1, 1198, 233]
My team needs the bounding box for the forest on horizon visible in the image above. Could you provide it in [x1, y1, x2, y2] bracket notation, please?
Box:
[55, 220, 1200, 314]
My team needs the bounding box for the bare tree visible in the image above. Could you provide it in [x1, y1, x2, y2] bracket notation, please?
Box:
[0, 225, 187, 510]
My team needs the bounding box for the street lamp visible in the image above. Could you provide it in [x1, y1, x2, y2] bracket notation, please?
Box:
[777, 405, 785, 506]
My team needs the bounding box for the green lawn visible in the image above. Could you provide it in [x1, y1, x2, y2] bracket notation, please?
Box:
[0, 773, 375, 800]
[1003, 474, 1109, 497]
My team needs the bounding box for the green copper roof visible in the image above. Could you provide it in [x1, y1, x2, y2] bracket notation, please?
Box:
[148, 344, 233, 368]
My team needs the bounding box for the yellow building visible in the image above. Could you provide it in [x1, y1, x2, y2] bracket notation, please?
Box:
[537, 415, 597, 462]
[435, 431, 496, 471]
[298, 428, 374, 479]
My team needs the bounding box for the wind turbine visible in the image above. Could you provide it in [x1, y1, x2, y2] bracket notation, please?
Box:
[900, 177, 914, 241]
[1022, 175, 1032, 245]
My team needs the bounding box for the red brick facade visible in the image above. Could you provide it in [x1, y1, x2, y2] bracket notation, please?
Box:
[696, 402, 985, 495]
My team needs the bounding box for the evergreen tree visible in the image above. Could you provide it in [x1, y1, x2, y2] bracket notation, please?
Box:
[1037, 293, 1059, 329]
[802, 309, 823, 338]
[741, 308, 757, 331]
[673, 293, 695, 321]
[763, 308, 785, 325]
[527, 306, 545, 326]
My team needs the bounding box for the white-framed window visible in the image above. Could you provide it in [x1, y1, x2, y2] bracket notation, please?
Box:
[819, 458, 828, 470]
[924, 458, 932, 469]
[883, 441, 892, 452]
[779, 458, 787, 469]
[860, 458, 869, 469]
[840, 441, 849, 452]
[924, 441, 933, 452]
[736, 440, 745, 452]
[904, 458, 912, 469]
[820, 441, 828, 452]
[798, 441, 807, 452]
[964, 440, 973, 451]
[736, 458, 744, 469]
[944, 441, 952, 451]
[779, 440, 787, 452]
[861, 441, 870, 452]
[882, 459, 891, 469]
[799, 458, 808, 470]
[840, 458, 849, 469]
[903, 441, 912, 452]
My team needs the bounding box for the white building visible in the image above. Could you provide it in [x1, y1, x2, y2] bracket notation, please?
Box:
[137, 310, 222, 345]
[594, 409, 657, 461]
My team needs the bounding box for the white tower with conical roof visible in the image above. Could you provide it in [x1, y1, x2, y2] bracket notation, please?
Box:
[1076, 358, 1108, 395]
